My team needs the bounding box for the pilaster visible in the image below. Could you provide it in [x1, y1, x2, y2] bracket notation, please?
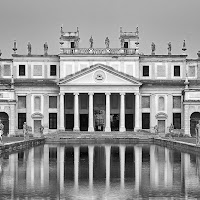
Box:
[43, 94, 49, 134]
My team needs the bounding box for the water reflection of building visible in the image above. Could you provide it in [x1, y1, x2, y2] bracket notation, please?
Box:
[1, 145, 200, 198]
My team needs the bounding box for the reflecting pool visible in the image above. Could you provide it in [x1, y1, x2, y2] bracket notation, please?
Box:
[0, 144, 200, 199]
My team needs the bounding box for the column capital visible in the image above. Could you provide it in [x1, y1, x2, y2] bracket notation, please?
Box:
[74, 92, 79, 96]
[59, 92, 65, 96]
[105, 92, 111, 96]
[135, 92, 140, 96]
[120, 92, 125, 96]
[88, 92, 94, 96]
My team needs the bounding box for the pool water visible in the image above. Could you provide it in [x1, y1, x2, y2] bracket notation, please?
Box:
[0, 143, 200, 199]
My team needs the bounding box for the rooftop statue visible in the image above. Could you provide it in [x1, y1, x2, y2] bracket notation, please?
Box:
[168, 42, 172, 55]
[105, 37, 110, 48]
[151, 42, 156, 55]
[44, 42, 48, 55]
[89, 36, 93, 48]
[27, 42, 31, 55]
[120, 38, 124, 48]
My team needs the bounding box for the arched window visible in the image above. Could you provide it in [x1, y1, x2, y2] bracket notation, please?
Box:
[34, 96, 41, 111]
[158, 96, 165, 111]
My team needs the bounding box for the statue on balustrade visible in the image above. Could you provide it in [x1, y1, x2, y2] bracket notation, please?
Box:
[89, 36, 93, 48]
[151, 42, 156, 55]
[105, 37, 110, 48]
[168, 42, 172, 55]
[120, 38, 124, 48]
[27, 42, 31, 55]
[39, 125, 44, 137]
[195, 120, 200, 145]
[44, 42, 48, 56]
[0, 120, 4, 145]
[23, 122, 29, 140]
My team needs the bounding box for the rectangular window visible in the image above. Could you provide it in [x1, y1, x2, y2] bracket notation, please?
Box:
[142, 96, 150, 108]
[124, 42, 128, 48]
[142, 113, 150, 129]
[33, 65, 42, 76]
[125, 94, 133, 109]
[18, 113, 26, 129]
[3, 64, 11, 76]
[49, 113, 57, 129]
[173, 96, 181, 108]
[157, 65, 166, 77]
[49, 96, 57, 108]
[188, 66, 196, 77]
[173, 113, 181, 129]
[71, 42, 75, 48]
[143, 66, 149, 77]
[19, 65, 25, 76]
[65, 94, 73, 109]
[50, 65, 56, 76]
[34, 96, 41, 111]
[18, 96, 26, 109]
[111, 94, 118, 109]
[174, 65, 180, 77]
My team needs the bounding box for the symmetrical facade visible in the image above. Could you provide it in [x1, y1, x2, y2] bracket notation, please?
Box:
[0, 27, 200, 136]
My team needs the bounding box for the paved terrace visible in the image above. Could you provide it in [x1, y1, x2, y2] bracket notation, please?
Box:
[0, 131, 197, 145]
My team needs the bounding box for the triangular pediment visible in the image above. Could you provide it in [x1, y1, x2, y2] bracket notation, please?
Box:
[59, 64, 142, 86]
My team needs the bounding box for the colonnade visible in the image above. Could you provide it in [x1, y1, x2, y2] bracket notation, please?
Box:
[59, 92, 140, 132]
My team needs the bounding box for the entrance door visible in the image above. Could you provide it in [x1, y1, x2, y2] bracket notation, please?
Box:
[111, 114, 119, 131]
[80, 114, 88, 131]
[65, 114, 74, 130]
[125, 114, 133, 130]
[0, 112, 9, 136]
[158, 120, 165, 133]
[34, 120, 41, 134]
[190, 112, 200, 136]
[94, 110, 105, 131]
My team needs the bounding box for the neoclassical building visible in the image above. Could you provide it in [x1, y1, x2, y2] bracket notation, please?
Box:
[0, 27, 200, 136]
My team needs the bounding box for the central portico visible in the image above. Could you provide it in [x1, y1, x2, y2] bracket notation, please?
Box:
[58, 64, 142, 132]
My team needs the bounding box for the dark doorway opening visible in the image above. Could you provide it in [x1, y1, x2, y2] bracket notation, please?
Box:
[190, 112, 200, 137]
[94, 110, 105, 131]
[0, 112, 9, 135]
[125, 114, 134, 130]
[111, 114, 119, 131]
[65, 114, 74, 130]
[80, 114, 88, 131]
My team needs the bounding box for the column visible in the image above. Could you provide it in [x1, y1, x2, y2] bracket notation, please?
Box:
[134, 146, 142, 193]
[105, 92, 111, 132]
[9, 104, 15, 136]
[120, 145, 125, 189]
[184, 105, 190, 136]
[150, 94, 156, 130]
[105, 145, 111, 188]
[119, 93, 126, 132]
[74, 146, 80, 190]
[88, 93, 94, 132]
[59, 93, 65, 131]
[43, 94, 49, 134]
[134, 93, 140, 131]
[73, 93, 80, 131]
[88, 145, 94, 189]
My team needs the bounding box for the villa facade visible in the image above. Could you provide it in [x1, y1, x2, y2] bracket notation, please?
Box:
[0, 27, 200, 136]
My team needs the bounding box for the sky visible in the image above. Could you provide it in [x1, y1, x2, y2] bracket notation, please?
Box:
[0, 0, 200, 58]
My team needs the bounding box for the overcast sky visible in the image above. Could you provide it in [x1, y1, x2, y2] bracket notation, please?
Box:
[0, 0, 200, 58]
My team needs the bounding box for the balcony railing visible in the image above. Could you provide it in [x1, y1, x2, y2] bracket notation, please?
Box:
[61, 48, 136, 55]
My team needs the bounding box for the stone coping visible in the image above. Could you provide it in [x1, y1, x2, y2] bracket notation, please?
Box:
[0, 138, 45, 156]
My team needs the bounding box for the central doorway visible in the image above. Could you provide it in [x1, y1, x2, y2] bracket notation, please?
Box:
[158, 120, 165, 134]
[94, 94, 106, 131]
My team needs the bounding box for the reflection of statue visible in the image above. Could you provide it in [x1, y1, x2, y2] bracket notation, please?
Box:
[27, 42, 31, 55]
[105, 37, 110, 48]
[168, 42, 171, 55]
[0, 120, 4, 144]
[44, 42, 48, 55]
[89, 36, 93, 48]
[151, 42, 156, 55]
[195, 120, 200, 145]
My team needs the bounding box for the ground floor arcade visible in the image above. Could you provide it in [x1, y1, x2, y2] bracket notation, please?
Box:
[59, 92, 140, 132]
